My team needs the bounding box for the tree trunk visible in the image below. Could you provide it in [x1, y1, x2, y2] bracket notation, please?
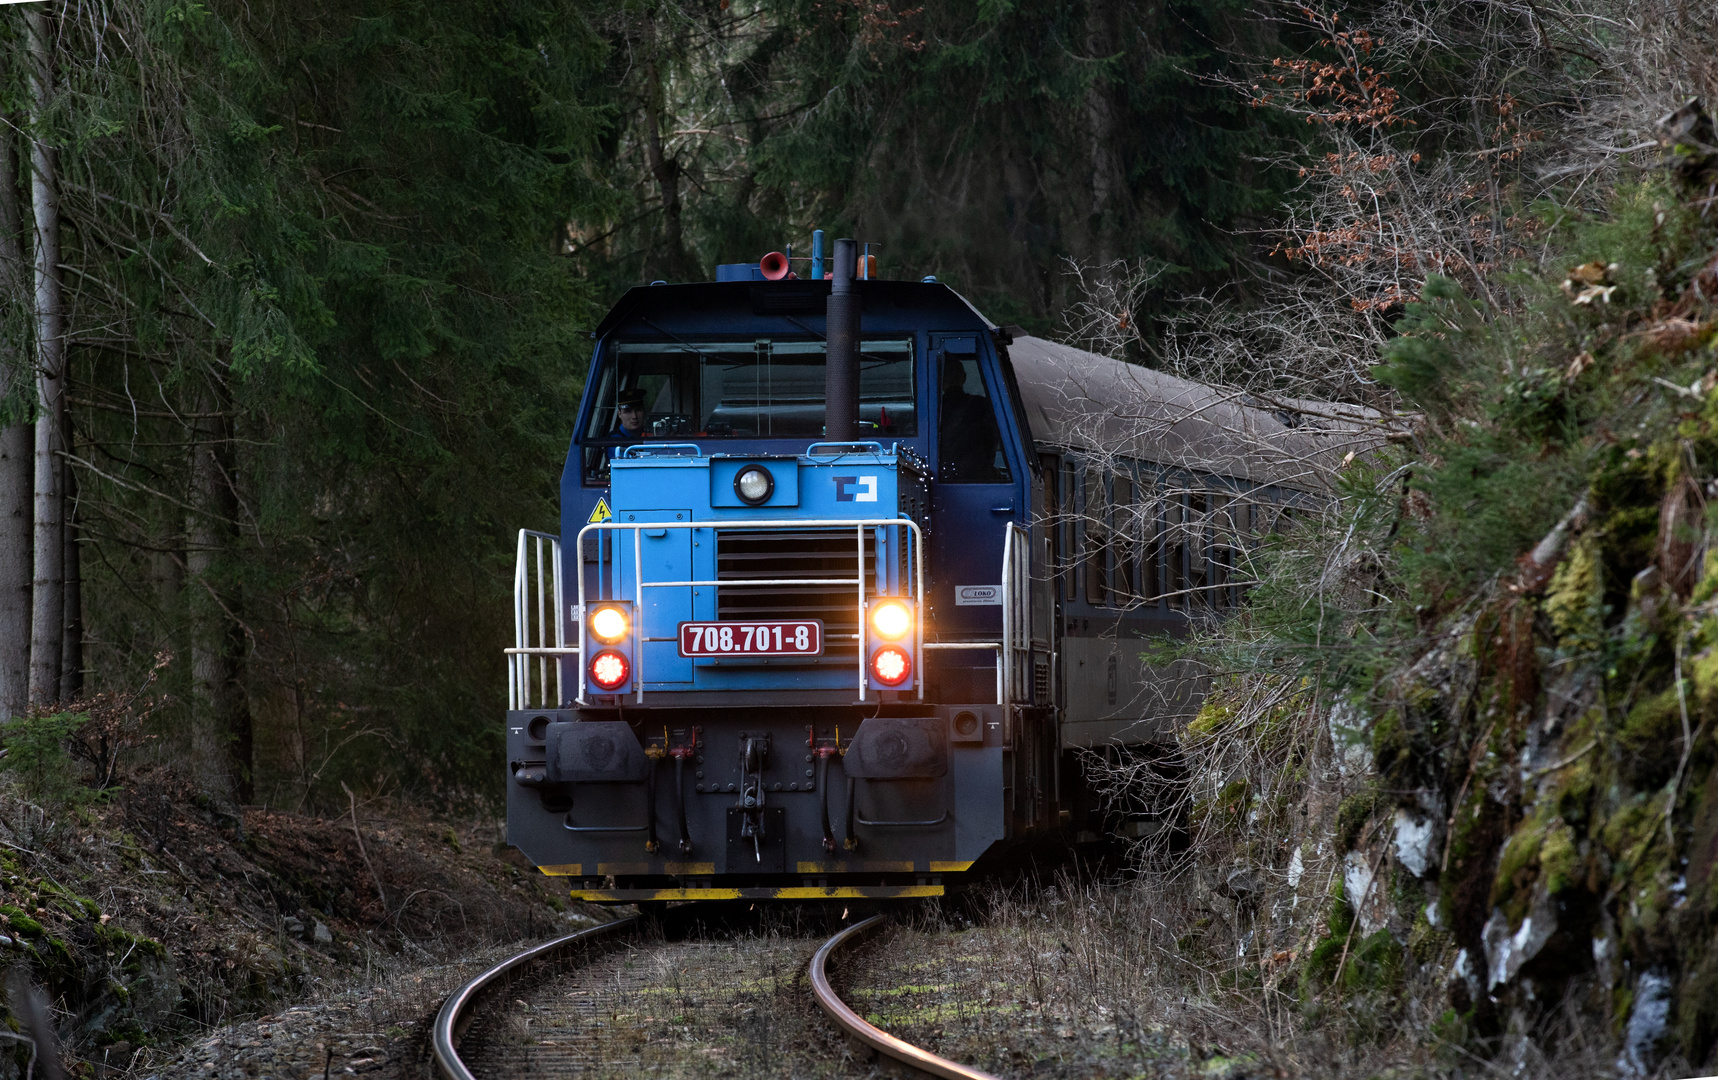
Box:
[641, 17, 691, 281]
[0, 424, 28, 721]
[59, 463, 80, 701]
[1083, 1, 1123, 268]
[0, 117, 33, 721]
[26, 6, 65, 709]
[187, 379, 251, 803]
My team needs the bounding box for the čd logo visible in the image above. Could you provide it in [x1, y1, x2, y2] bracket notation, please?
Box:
[834, 476, 878, 502]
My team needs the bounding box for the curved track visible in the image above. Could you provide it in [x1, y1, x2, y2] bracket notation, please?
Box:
[808, 914, 1002, 1080]
[431, 917, 639, 1080]
[434, 910, 998, 1080]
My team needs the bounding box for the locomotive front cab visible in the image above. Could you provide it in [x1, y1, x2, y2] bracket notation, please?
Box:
[503, 275, 1052, 903]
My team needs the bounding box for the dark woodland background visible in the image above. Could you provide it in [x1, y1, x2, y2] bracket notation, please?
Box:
[0, 0, 1682, 809]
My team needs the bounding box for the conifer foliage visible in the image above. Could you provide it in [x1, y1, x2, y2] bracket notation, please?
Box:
[0, 0, 1281, 807]
[575, 0, 1279, 326]
[0, 0, 609, 807]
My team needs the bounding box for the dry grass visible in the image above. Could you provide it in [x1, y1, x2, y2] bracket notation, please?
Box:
[838, 877, 1642, 1080]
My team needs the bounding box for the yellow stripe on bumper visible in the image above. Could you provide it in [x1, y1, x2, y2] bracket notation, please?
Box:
[569, 885, 944, 903]
[795, 860, 914, 874]
[597, 861, 716, 876]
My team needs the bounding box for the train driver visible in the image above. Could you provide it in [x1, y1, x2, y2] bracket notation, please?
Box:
[607, 387, 648, 459]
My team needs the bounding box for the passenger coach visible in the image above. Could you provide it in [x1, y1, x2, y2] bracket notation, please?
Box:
[505, 238, 1365, 903]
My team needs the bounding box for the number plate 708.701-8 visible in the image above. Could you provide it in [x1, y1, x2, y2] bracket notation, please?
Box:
[677, 621, 822, 657]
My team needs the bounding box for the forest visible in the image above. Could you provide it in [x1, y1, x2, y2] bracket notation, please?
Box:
[4, 0, 1718, 1074]
[0, 0, 1298, 809]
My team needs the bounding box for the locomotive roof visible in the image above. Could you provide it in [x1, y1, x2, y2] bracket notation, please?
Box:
[588, 278, 994, 340]
[1007, 336, 1388, 493]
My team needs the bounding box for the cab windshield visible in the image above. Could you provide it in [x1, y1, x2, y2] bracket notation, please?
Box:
[584, 337, 916, 470]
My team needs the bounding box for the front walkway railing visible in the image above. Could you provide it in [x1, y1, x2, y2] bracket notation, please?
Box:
[573, 517, 925, 705]
[508, 517, 1032, 710]
[507, 529, 572, 710]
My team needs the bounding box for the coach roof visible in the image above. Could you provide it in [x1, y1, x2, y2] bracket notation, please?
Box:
[1007, 336, 1389, 493]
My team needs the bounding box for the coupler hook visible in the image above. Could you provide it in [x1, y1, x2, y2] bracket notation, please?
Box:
[739, 735, 768, 863]
[643, 733, 666, 854]
[812, 725, 844, 854]
[668, 727, 698, 855]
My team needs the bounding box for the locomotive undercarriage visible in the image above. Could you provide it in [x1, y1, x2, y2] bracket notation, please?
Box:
[505, 700, 1055, 902]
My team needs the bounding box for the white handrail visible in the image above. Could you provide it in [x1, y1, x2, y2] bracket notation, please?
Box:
[510, 529, 568, 710]
[999, 523, 1032, 707]
[528, 515, 1022, 709]
[1001, 528, 1013, 706]
[573, 516, 925, 706]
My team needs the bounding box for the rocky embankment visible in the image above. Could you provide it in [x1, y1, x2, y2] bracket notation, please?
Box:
[1171, 163, 1718, 1076]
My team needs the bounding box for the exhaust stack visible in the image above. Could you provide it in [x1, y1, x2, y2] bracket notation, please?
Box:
[824, 238, 859, 441]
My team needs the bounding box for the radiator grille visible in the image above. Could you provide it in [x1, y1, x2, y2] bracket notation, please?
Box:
[716, 530, 875, 657]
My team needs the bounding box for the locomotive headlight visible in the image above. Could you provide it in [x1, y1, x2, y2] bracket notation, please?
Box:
[588, 604, 630, 644]
[869, 599, 912, 640]
[734, 465, 774, 505]
[589, 649, 630, 691]
[869, 645, 912, 686]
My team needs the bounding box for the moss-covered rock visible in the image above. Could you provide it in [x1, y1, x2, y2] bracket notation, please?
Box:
[1335, 787, 1382, 852]
[1546, 535, 1606, 651]
[1618, 686, 1685, 789]
[1491, 806, 1583, 925]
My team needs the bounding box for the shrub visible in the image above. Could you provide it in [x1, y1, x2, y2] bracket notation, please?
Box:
[1, 711, 96, 806]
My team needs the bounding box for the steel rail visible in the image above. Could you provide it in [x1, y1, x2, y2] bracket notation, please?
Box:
[809, 915, 1002, 1080]
[431, 916, 638, 1080]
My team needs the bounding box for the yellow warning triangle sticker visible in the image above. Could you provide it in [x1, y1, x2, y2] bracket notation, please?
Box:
[587, 497, 613, 524]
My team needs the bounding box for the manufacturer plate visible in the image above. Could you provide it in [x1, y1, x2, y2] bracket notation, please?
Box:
[678, 620, 823, 657]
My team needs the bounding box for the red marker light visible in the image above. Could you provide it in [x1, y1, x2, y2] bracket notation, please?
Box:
[869, 645, 911, 686]
[589, 649, 630, 691]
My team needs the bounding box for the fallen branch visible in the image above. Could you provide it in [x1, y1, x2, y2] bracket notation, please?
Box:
[342, 782, 388, 921]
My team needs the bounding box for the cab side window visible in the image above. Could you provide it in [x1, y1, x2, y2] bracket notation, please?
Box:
[938, 356, 1011, 483]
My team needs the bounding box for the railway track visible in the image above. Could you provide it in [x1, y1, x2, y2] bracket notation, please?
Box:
[809, 914, 1001, 1080]
[432, 910, 999, 1080]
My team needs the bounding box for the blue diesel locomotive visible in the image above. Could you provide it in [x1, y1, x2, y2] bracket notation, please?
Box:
[505, 238, 1355, 903]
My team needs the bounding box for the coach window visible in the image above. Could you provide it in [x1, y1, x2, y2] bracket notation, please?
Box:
[1084, 468, 1108, 607]
[1063, 461, 1079, 601]
[1210, 495, 1235, 608]
[1139, 475, 1161, 607]
[1187, 491, 1209, 608]
[1045, 457, 1067, 600]
[1232, 497, 1255, 604]
[1112, 471, 1135, 604]
[938, 356, 1011, 483]
[1164, 491, 1187, 610]
[1255, 499, 1284, 540]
